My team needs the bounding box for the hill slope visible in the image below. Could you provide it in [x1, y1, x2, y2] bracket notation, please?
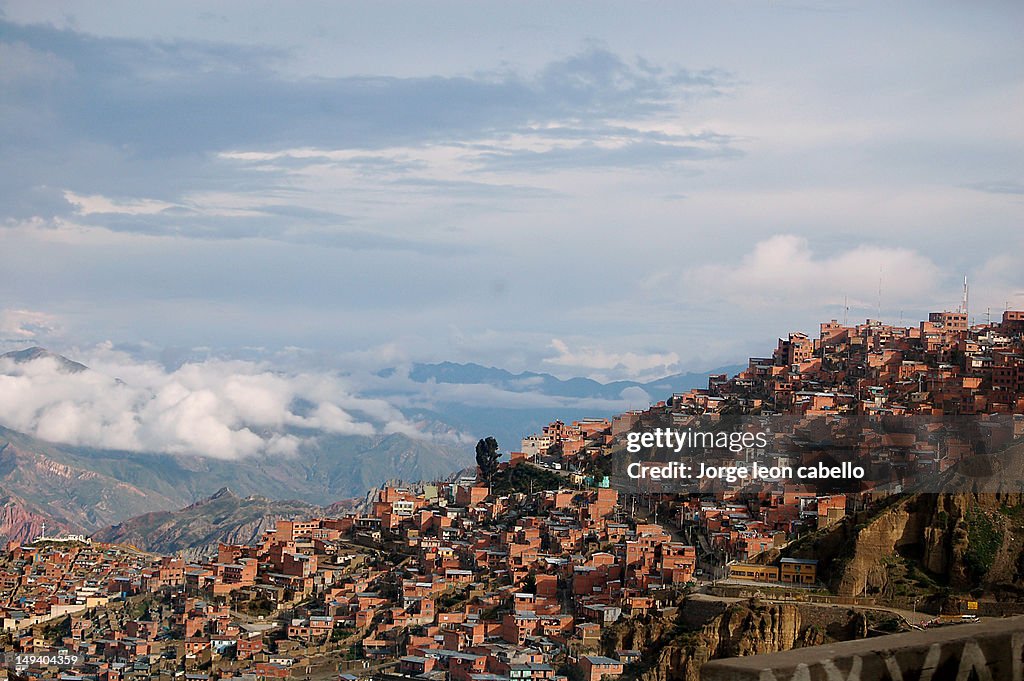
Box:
[92, 487, 321, 557]
[782, 439, 1024, 598]
[0, 425, 471, 543]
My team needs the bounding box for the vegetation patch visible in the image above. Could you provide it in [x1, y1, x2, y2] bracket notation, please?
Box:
[999, 504, 1024, 522]
[964, 509, 1002, 581]
[490, 465, 564, 495]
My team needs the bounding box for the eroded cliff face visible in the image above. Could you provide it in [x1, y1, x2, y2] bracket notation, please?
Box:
[603, 601, 840, 681]
[0, 496, 70, 544]
[791, 453, 1024, 598]
[833, 496, 930, 597]
[91, 487, 323, 557]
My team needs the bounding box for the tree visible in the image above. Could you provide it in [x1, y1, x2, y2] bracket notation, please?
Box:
[475, 436, 501, 485]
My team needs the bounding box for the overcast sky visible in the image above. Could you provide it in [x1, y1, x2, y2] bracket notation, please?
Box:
[2, 0, 1023, 380]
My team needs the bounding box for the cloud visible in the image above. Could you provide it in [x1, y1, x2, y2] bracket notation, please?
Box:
[1, 20, 736, 247]
[471, 139, 741, 173]
[619, 386, 653, 407]
[0, 309, 61, 340]
[964, 180, 1024, 196]
[684, 235, 944, 310]
[543, 339, 681, 382]
[0, 348, 430, 459]
[64, 191, 176, 216]
[0, 20, 725, 157]
[971, 249, 1024, 315]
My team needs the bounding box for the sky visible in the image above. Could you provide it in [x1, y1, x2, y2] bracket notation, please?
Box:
[2, 0, 1023, 383]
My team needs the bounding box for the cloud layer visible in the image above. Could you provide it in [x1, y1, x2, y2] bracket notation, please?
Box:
[0, 309, 61, 340]
[0, 4, 1021, 376]
[544, 339, 681, 383]
[0, 344, 668, 460]
[686, 235, 944, 310]
[0, 349, 418, 459]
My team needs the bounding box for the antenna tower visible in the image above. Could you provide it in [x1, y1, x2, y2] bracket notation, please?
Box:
[961, 275, 969, 319]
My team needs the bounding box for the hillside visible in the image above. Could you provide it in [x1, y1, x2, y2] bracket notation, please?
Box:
[0, 491, 76, 545]
[781, 439, 1024, 599]
[602, 597, 891, 681]
[0, 433, 186, 532]
[1, 346, 88, 373]
[0, 425, 471, 544]
[92, 487, 322, 557]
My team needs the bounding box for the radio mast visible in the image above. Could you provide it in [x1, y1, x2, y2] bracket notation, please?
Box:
[961, 275, 969, 320]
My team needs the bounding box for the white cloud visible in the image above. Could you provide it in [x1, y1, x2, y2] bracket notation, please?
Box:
[543, 338, 681, 382]
[971, 248, 1024, 317]
[0, 308, 61, 340]
[0, 349, 430, 459]
[64, 191, 177, 216]
[686, 234, 944, 310]
[619, 385, 652, 407]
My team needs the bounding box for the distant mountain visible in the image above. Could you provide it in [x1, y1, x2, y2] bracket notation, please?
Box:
[0, 433, 186, 533]
[1, 346, 88, 373]
[92, 487, 322, 557]
[0, 491, 76, 545]
[387, 361, 744, 446]
[404, 361, 744, 400]
[0, 346, 741, 546]
[0, 425, 471, 545]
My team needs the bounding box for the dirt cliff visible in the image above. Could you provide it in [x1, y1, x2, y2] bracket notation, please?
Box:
[786, 443, 1024, 598]
[603, 600, 856, 681]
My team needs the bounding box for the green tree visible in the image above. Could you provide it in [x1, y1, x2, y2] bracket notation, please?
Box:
[476, 437, 501, 486]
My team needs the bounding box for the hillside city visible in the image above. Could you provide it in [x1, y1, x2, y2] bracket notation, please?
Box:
[2, 309, 1024, 680]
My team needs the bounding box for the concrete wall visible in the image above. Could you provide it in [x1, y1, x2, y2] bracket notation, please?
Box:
[702, 615, 1024, 681]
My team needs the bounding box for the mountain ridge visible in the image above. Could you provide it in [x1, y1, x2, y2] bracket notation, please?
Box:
[0, 424, 472, 544]
[402, 360, 744, 399]
[1, 346, 88, 373]
[0, 347, 740, 548]
[92, 486, 324, 558]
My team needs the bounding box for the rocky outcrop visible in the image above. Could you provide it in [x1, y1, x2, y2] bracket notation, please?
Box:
[0, 495, 73, 544]
[833, 497, 929, 597]
[0, 421, 471, 547]
[604, 601, 861, 681]
[788, 444, 1024, 598]
[92, 487, 323, 556]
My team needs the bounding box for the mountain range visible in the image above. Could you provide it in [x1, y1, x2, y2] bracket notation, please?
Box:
[0, 424, 469, 544]
[0, 347, 736, 550]
[91, 487, 326, 559]
[1, 346, 88, 373]
[403, 361, 740, 399]
[378, 361, 742, 447]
